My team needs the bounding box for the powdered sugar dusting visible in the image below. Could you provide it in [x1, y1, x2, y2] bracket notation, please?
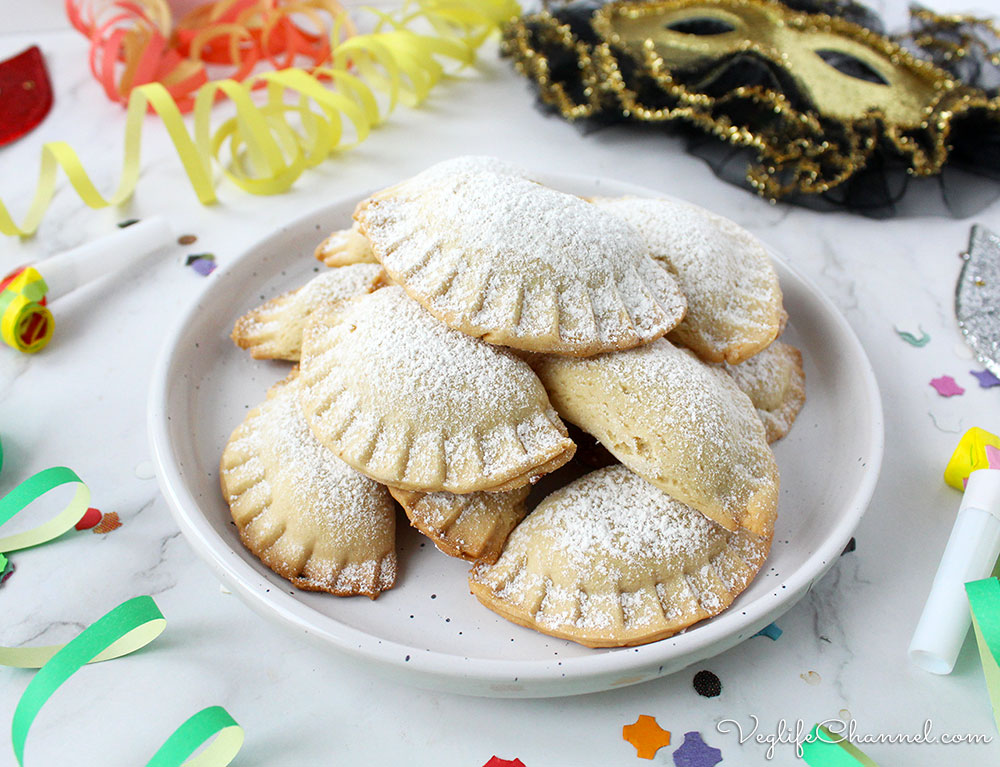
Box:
[299, 287, 572, 490]
[725, 342, 806, 442]
[471, 466, 768, 636]
[531, 465, 724, 575]
[358, 165, 686, 353]
[234, 264, 384, 360]
[593, 196, 781, 360]
[319, 229, 352, 257]
[222, 376, 395, 592]
[532, 337, 777, 533]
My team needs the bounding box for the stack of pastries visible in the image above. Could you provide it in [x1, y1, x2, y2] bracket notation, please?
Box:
[221, 156, 806, 648]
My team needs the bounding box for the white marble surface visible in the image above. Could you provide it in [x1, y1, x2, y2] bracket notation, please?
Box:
[2, 1, 1000, 764]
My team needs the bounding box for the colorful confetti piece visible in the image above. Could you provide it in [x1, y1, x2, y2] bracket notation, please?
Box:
[92, 511, 121, 534]
[116, 218, 139, 228]
[692, 670, 721, 698]
[894, 325, 931, 347]
[177, 234, 197, 245]
[0, 47, 53, 147]
[482, 758, 526, 767]
[930, 376, 965, 397]
[189, 257, 217, 276]
[0, 557, 13, 587]
[987, 445, 1000, 469]
[754, 622, 783, 640]
[622, 715, 671, 760]
[972, 369, 1000, 388]
[672, 732, 722, 767]
[74, 507, 102, 531]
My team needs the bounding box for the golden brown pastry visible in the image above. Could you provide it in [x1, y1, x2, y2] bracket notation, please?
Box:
[220, 373, 397, 598]
[355, 162, 687, 356]
[389, 485, 529, 563]
[231, 263, 385, 360]
[724, 341, 806, 443]
[593, 196, 783, 364]
[314, 223, 378, 268]
[298, 286, 576, 493]
[528, 338, 778, 536]
[469, 465, 772, 647]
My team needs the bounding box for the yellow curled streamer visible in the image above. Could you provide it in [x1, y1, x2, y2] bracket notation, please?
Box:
[0, 0, 521, 238]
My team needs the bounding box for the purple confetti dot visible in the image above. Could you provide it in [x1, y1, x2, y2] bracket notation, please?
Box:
[673, 732, 722, 767]
[971, 369, 1000, 389]
[190, 257, 217, 276]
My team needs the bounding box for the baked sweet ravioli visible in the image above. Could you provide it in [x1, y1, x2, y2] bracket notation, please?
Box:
[593, 196, 783, 364]
[314, 222, 378, 268]
[529, 338, 779, 536]
[315, 157, 528, 269]
[355, 165, 687, 356]
[725, 341, 806, 443]
[232, 263, 385, 360]
[299, 286, 576, 493]
[219, 156, 804, 646]
[469, 465, 771, 647]
[220, 373, 397, 598]
[389, 485, 530, 563]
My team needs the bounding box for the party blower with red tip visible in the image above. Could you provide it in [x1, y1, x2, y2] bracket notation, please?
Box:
[0, 217, 173, 353]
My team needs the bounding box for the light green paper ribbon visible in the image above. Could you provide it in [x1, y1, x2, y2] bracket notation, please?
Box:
[0, 435, 243, 765]
[0, 466, 90, 555]
[800, 725, 879, 766]
[0, 433, 91, 557]
[966, 577, 1000, 735]
[5, 596, 243, 766]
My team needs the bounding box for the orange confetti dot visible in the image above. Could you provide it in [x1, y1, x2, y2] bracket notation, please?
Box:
[623, 714, 671, 760]
[92, 511, 122, 534]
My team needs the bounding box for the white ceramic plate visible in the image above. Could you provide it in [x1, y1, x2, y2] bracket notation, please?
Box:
[148, 173, 883, 698]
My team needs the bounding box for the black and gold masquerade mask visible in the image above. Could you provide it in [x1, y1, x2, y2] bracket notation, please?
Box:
[503, 0, 1000, 215]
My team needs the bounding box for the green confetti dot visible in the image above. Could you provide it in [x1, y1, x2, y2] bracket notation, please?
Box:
[894, 325, 931, 347]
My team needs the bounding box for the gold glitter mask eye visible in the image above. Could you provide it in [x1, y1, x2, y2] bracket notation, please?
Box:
[598, 0, 946, 124]
[502, 0, 1000, 211]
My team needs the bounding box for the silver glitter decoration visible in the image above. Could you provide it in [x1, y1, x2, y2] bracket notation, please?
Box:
[956, 225, 1000, 377]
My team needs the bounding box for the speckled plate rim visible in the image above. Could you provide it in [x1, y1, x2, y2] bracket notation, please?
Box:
[148, 172, 884, 698]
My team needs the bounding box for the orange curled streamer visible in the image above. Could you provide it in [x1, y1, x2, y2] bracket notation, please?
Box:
[66, 0, 355, 112]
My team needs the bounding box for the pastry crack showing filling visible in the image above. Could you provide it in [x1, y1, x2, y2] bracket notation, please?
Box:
[530, 338, 779, 535]
[470, 465, 771, 647]
[356, 165, 687, 356]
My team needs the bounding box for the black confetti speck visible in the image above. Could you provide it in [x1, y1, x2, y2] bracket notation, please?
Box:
[693, 669, 722, 698]
[841, 537, 857, 555]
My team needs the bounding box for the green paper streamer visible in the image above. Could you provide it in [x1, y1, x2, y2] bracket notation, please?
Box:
[0, 435, 243, 765]
[0, 466, 90, 553]
[7, 596, 243, 766]
[146, 706, 244, 767]
[801, 725, 880, 767]
[894, 326, 931, 347]
[966, 578, 1000, 734]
